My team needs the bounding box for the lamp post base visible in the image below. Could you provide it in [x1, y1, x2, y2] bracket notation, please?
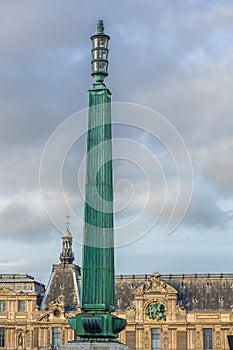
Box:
[68, 313, 126, 340]
[61, 341, 130, 350]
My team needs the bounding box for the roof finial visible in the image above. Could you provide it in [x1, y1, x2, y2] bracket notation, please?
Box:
[97, 19, 104, 34]
[66, 212, 70, 230]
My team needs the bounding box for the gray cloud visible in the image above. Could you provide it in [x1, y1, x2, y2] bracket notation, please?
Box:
[199, 140, 233, 195]
[0, 199, 53, 242]
[0, 0, 232, 280]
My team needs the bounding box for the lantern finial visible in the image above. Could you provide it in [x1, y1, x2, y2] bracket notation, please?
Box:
[97, 20, 104, 34]
[91, 20, 110, 83]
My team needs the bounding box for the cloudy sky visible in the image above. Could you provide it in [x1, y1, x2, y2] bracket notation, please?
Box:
[0, 0, 233, 284]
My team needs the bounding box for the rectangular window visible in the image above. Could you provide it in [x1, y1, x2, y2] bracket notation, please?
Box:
[126, 331, 136, 349]
[33, 328, 39, 348]
[52, 327, 60, 348]
[0, 328, 5, 347]
[151, 328, 160, 350]
[18, 300, 25, 311]
[203, 328, 212, 350]
[0, 301, 5, 312]
[177, 331, 187, 350]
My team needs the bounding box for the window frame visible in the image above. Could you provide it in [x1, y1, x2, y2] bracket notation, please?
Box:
[203, 328, 213, 350]
[0, 301, 6, 312]
[52, 327, 61, 348]
[151, 328, 160, 350]
[18, 300, 26, 312]
[0, 328, 5, 347]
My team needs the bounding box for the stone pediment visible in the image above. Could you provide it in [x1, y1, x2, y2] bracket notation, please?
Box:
[37, 313, 49, 322]
[0, 287, 16, 295]
[135, 272, 177, 295]
[46, 296, 66, 320]
[48, 295, 65, 312]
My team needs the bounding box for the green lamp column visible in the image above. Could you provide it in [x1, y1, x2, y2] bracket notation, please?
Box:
[68, 20, 126, 341]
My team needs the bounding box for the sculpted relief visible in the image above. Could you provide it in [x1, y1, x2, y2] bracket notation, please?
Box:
[146, 301, 166, 321]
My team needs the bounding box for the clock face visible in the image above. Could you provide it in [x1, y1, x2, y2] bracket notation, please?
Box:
[53, 309, 61, 317]
[146, 301, 166, 321]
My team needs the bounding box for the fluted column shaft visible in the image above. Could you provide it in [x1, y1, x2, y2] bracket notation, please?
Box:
[81, 82, 115, 312]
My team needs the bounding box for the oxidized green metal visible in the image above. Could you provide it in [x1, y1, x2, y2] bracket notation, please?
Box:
[146, 301, 166, 321]
[81, 82, 114, 312]
[91, 20, 110, 83]
[74, 313, 126, 339]
[68, 20, 126, 341]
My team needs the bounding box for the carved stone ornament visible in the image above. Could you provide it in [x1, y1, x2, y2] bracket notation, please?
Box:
[0, 287, 16, 295]
[195, 331, 201, 349]
[216, 331, 221, 349]
[126, 305, 136, 321]
[162, 330, 169, 349]
[176, 304, 185, 312]
[48, 295, 65, 313]
[135, 272, 177, 295]
[37, 313, 50, 322]
[143, 331, 149, 349]
[126, 305, 136, 312]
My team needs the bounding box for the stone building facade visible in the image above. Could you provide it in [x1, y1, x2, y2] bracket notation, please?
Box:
[0, 283, 76, 349]
[0, 229, 80, 350]
[0, 274, 46, 349]
[115, 272, 233, 350]
[0, 231, 233, 349]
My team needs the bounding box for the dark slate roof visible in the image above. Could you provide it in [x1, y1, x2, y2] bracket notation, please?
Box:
[0, 273, 45, 294]
[115, 273, 233, 312]
[41, 264, 81, 312]
[163, 273, 233, 311]
[115, 274, 148, 311]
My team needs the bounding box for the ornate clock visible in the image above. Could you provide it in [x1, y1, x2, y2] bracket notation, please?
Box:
[146, 301, 166, 321]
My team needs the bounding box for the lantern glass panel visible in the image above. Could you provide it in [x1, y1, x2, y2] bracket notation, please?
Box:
[92, 50, 97, 60]
[92, 61, 108, 74]
[92, 49, 108, 60]
[92, 61, 98, 73]
[98, 61, 107, 73]
[100, 49, 108, 60]
[98, 37, 108, 49]
[92, 38, 99, 48]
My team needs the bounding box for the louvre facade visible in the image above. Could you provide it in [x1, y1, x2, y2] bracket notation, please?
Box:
[0, 230, 233, 349]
